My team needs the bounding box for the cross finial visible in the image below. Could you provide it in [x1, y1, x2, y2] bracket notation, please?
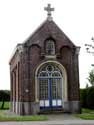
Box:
[44, 4, 54, 21]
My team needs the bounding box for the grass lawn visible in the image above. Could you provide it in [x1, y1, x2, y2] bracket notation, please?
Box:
[0, 110, 48, 121]
[0, 102, 10, 110]
[78, 114, 94, 120]
[0, 102, 47, 121]
[77, 108, 94, 120]
[82, 108, 94, 113]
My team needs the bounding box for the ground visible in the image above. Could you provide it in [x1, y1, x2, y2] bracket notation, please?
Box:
[1, 110, 94, 125]
[1, 102, 94, 124]
[0, 118, 94, 125]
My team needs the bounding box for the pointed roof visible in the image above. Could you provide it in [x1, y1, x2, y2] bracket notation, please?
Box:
[24, 19, 76, 48]
[10, 4, 77, 64]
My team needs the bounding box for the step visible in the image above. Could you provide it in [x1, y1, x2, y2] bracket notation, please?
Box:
[39, 109, 64, 114]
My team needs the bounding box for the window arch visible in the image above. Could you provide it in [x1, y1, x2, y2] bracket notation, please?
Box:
[46, 39, 55, 55]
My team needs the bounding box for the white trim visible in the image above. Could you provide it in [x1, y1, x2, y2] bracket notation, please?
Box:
[45, 55, 56, 59]
[35, 60, 68, 103]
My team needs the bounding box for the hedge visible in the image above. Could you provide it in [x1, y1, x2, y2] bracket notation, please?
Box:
[80, 87, 94, 109]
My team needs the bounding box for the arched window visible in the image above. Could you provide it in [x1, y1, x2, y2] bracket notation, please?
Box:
[46, 39, 55, 55]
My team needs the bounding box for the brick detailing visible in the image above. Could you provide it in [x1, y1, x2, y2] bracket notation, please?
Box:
[9, 19, 80, 115]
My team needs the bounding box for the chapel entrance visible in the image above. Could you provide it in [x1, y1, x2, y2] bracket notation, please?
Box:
[37, 64, 63, 110]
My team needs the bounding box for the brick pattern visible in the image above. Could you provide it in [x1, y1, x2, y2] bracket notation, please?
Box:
[9, 19, 80, 114]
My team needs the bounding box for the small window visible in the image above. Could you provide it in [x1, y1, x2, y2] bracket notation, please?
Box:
[46, 40, 55, 55]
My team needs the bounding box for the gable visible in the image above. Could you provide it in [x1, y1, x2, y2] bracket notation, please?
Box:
[24, 20, 76, 48]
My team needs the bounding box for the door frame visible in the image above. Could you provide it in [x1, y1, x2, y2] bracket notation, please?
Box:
[35, 61, 68, 104]
[38, 75, 62, 109]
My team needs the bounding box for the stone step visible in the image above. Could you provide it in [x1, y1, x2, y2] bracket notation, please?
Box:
[39, 109, 64, 114]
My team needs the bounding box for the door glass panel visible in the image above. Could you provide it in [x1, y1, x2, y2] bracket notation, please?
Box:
[51, 78, 62, 99]
[38, 64, 62, 108]
[45, 100, 49, 106]
[57, 100, 62, 106]
[39, 78, 49, 100]
[52, 100, 57, 106]
[40, 100, 44, 106]
[51, 78, 57, 99]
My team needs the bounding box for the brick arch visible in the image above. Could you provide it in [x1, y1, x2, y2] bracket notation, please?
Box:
[29, 44, 41, 50]
[60, 46, 73, 63]
[29, 44, 41, 66]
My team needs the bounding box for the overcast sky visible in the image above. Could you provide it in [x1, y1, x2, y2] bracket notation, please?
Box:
[0, 0, 94, 90]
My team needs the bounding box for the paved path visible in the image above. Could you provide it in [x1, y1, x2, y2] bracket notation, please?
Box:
[46, 114, 81, 120]
[0, 120, 94, 125]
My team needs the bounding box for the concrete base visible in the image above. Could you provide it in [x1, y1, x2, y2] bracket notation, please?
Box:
[63, 101, 81, 113]
[10, 101, 80, 115]
[10, 101, 40, 115]
[30, 102, 40, 115]
[63, 101, 70, 113]
[70, 101, 81, 113]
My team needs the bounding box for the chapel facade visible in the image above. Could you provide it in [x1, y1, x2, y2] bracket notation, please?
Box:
[9, 4, 81, 115]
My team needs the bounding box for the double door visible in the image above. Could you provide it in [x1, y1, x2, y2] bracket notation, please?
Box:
[39, 77, 62, 109]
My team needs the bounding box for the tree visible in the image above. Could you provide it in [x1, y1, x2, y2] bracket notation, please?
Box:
[80, 87, 94, 109]
[87, 69, 94, 86]
[85, 37, 94, 55]
[86, 83, 89, 88]
[80, 89, 87, 108]
[86, 87, 94, 109]
[0, 90, 10, 109]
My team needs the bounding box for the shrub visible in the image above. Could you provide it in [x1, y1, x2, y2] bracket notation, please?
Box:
[80, 88, 87, 108]
[0, 90, 10, 109]
[86, 87, 94, 109]
[80, 87, 94, 109]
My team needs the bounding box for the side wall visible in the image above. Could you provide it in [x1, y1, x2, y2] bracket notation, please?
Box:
[10, 51, 22, 115]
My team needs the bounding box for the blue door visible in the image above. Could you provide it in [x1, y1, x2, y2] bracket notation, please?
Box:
[38, 65, 62, 109]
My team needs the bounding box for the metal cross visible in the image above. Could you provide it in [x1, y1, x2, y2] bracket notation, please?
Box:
[44, 4, 54, 17]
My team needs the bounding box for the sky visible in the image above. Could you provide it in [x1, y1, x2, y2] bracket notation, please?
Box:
[0, 0, 94, 90]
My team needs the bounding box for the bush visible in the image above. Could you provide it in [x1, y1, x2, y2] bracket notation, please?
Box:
[86, 87, 94, 109]
[0, 90, 10, 109]
[80, 89, 87, 108]
[0, 90, 10, 101]
[80, 87, 94, 109]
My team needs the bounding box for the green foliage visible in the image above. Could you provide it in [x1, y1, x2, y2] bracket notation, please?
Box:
[86, 87, 94, 109]
[80, 87, 94, 109]
[0, 90, 10, 109]
[87, 69, 94, 86]
[85, 83, 89, 88]
[80, 89, 87, 108]
[0, 90, 10, 101]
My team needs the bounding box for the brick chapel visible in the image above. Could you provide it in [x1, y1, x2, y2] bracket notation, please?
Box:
[9, 4, 81, 115]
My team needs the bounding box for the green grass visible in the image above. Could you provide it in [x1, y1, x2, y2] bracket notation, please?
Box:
[0, 102, 10, 110]
[0, 115, 48, 121]
[0, 110, 48, 121]
[76, 108, 94, 120]
[77, 114, 94, 120]
[82, 108, 94, 113]
[0, 102, 47, 121]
